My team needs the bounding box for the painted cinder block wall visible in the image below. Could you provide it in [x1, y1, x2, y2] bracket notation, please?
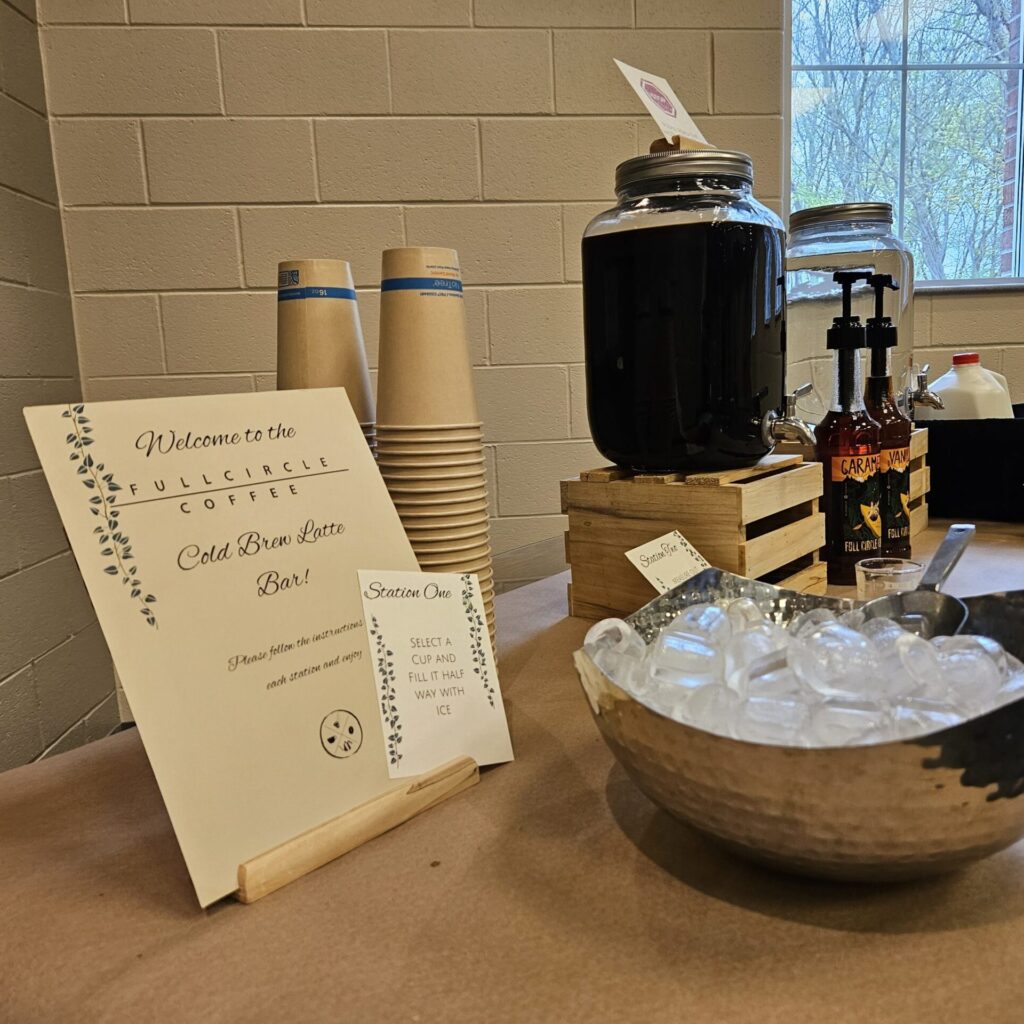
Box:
[35, 0, 788, 558]
[0, 0, 116, 771]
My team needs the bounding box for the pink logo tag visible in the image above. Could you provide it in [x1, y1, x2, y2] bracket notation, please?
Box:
[641, 79, 675, 117]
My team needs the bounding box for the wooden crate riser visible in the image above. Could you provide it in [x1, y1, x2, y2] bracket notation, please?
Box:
[561, 459, 823, 528]
[566, 507, 824, 579]
[563, 454, 828, 620]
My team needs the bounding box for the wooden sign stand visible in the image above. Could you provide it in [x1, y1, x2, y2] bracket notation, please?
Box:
[234, 756, 479, 903]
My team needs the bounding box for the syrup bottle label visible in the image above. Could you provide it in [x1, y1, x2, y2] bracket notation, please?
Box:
[879, 445, 911, 543]
[829, 454, 882, 556]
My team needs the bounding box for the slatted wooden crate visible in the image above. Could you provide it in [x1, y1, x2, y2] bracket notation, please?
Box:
[561, 454, 827, 621]
[776, 426, 930, 539]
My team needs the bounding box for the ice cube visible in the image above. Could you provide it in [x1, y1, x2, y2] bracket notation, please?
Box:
[998, 669, 1024, 704]
[789, 624, 880, 698]
[838, 607, 867, 630]
[649, 630, 724, 690]
[890, 695, 963, 739]
[583, 617, 647, 690]
[735, 695, 811, 746]
[723, 621, 789, 684]
[876, 633, 943, 700]
[808, 698, 889, 747]
[677, 683, 741, 736]
[861, 616, 906, 645]
[788, 607, 837, 638]
[737, 649, 804, 699]
[669, 603, 732, 644]
[726, 597, 766, 633]
[973, 635, 1010, 681]
[932, 636, 1002, 712]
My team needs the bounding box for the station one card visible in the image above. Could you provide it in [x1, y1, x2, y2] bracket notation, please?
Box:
[359, 570, 513, 779]
[25, 389, 420, 906]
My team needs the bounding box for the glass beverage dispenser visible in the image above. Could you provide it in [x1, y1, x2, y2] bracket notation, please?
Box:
[582, 149, 813, 473]
[786, 202, 915, 424]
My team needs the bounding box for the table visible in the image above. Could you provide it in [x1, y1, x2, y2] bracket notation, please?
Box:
[2, 522, 1024, 1023]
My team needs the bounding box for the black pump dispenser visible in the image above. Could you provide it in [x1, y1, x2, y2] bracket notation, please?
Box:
[866, 273, 899, 377]
[826, 271, 869, 350]
[816, 270, 882, 584]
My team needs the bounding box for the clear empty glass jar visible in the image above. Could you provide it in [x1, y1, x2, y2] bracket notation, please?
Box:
[786, 204, 915, 424]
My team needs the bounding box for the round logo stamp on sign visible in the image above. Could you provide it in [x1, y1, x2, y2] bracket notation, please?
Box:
[641, 78, 675, 117]
[320, 710, 363, 759]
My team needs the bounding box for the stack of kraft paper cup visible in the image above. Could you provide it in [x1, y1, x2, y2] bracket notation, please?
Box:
[276, 258, 377, 456]
[375, 246, 495, 645]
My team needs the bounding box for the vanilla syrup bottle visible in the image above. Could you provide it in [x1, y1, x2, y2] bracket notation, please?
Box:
[864, 273, 912, 558]
[815, 272, 882, 585]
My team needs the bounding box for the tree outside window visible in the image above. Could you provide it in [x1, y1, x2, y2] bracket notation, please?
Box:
[791, 0, 1023, 281]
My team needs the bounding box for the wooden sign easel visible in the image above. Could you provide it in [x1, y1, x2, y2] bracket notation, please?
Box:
[234, 755, 479, 903]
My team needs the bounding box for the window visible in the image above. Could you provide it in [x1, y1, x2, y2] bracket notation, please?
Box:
[791, 0, 1024, 282]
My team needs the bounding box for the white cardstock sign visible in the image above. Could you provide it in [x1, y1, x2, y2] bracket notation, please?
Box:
[625, 530, 711, 594]
[25, 389, 421, 906]
[359, 570, 513, 779]
[614, 58, 710, 146]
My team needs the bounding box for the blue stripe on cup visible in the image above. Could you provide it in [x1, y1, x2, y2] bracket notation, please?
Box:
[277, 286, 357, 301]
[380, 277, 463, 293]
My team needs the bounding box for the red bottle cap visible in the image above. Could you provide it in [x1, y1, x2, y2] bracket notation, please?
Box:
[952, 352, 980, 365]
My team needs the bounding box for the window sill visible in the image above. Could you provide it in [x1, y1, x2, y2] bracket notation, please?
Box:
[917, 279, 1024, 295]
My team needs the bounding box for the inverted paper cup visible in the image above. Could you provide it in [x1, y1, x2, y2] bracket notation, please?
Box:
[385, 471, 487, 491]
[397, 499, 490, 519]
[395, 520, 487, 536]
[390, 487, 488, 506]
[414, 554, 492, 574]
[377, 421, 482, 432]
[277, 259, 375, 424]
[376, 453, 484, 468]
[409, 535, 493, 555]
[376, 247, 479, 427]
[376, 442, 484, 458]
[414, 541, 492, 563]
[376, 425, 483, 442]
[401, 524, 489, 542]
[379, 464, 485, 477]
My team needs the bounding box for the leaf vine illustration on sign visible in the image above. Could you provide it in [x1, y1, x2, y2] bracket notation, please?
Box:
[64, 403, 158, 627]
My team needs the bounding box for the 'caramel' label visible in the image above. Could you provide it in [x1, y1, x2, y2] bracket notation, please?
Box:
[828, 454, 882, 556]
[830, 452, 880, 483]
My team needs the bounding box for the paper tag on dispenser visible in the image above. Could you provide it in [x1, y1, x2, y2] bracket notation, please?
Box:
[625, 530, 710, 594]
[614, 59, 710, 147]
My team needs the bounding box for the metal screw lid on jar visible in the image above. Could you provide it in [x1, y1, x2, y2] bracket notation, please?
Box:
[614, 149, 754, 192]
[789, 202, 894, 231]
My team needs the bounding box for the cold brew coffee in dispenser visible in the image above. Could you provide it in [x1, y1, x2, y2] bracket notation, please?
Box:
[582, 149, 812, 473]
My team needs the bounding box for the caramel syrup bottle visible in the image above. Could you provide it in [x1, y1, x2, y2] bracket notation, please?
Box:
[815, 272, 882, 585]
[864, 273, 912, 559]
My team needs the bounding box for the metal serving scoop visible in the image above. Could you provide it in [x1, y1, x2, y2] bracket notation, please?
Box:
[860, 523, 975, 638]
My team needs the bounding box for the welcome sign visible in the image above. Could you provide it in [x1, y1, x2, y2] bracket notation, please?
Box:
[25, 389, 421, 906]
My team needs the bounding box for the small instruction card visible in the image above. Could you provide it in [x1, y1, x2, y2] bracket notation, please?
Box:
[359, 570, 513, 779]
[625, 530, 710, 594]
[614, 58, 710, 146]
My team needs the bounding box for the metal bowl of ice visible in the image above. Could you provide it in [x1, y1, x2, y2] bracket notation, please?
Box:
[574, 569, 1024, 881]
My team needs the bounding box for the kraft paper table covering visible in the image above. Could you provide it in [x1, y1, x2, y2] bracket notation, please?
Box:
[3, 524, 1024, 1023]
